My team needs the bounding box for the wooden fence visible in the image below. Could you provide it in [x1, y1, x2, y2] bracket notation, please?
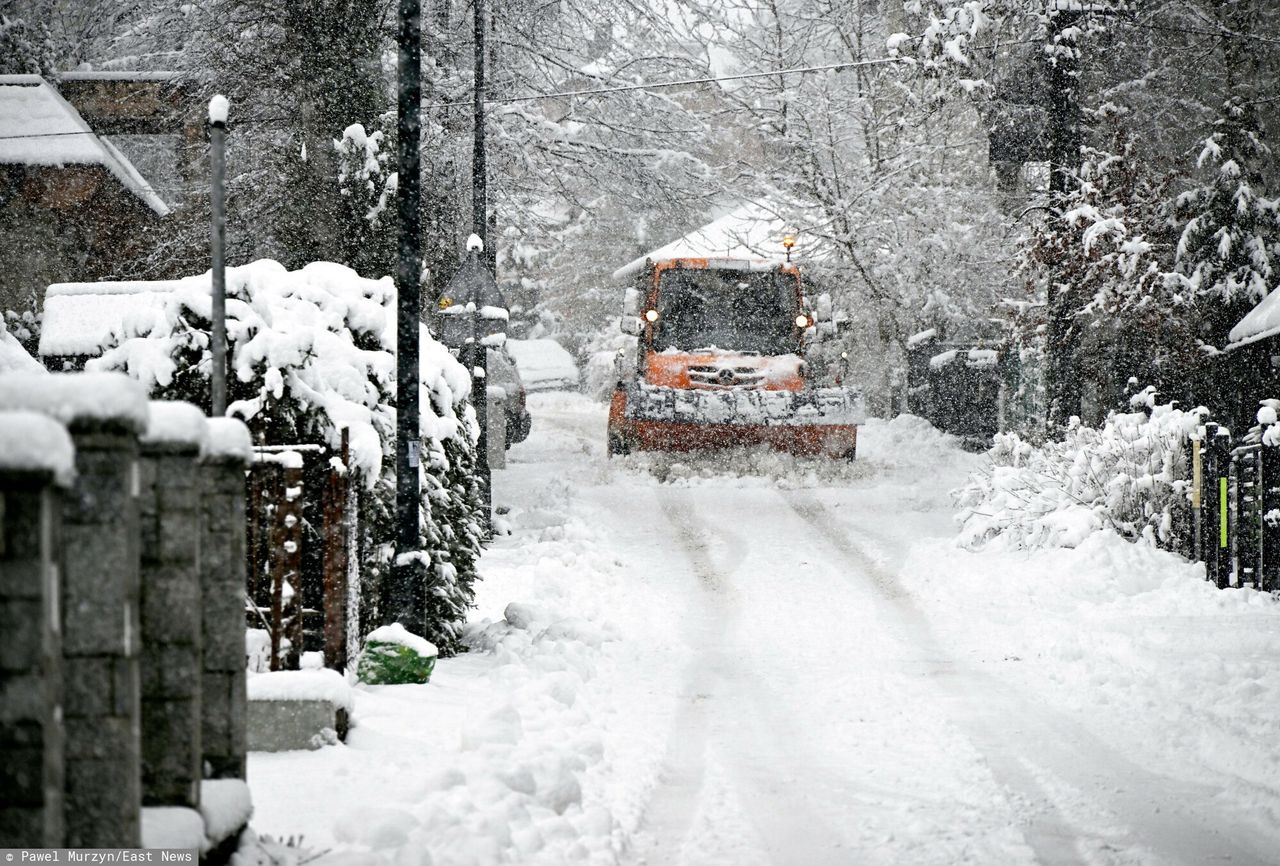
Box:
[246, 430, 357, 673]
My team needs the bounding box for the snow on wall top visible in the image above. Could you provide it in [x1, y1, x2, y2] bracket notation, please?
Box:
[612, 203, 804, 281]
[141, 400, 208, 449]
[0, 76, 169, 216]
[1227, 288, 1280, 349]
[0, 329, 44, 374]
[246, 668, 354, 713]
[202, 417, 253, 464]
[0, 371, 150, 431]
[0, 410, 75, 484]
[40, 280, 183, 358]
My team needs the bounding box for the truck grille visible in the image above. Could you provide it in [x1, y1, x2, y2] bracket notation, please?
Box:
[686, 364, 766, 389]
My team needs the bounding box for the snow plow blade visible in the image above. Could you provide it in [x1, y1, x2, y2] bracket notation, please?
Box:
[609, 383, 864, 458]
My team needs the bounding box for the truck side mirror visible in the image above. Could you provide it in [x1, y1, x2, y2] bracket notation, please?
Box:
[814, 292, 834, 323]
[623, 288, 641, 318]
[621, 316, 641, 336]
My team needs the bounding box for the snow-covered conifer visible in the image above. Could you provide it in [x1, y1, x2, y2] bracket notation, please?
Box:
[1173, 97, 1280, 351]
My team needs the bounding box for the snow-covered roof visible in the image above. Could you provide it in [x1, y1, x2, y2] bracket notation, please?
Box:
[612, 204, 801, 281]
[0, 75, 170, 216]
[0, 329, 44, 373]
[1227, 289, 1280, 349]
[40, 279, 184, 358]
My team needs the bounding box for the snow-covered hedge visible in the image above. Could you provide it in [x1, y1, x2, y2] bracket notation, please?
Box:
[88, 260, 484, 654]
[955, 388, 1202, 551]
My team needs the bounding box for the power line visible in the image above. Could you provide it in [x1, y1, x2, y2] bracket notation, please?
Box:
[423, 56, 906, 110]
[0, 129, 97, 141]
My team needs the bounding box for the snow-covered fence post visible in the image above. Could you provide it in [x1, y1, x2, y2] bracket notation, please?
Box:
[198, 419, 253, 780]
[322, 429, 351, 672]
[136, 402, 207, 808]
[0, 372, 150, 848]
[1203, 423, 1233, 589]
[0, 412, 74, 847]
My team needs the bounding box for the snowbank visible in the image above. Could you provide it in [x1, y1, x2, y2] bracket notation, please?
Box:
[901, 530, 1280, 815]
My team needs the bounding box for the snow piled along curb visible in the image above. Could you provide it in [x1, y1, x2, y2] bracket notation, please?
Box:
[246, 473, 666, 866]
[905, 498, 1280, 830]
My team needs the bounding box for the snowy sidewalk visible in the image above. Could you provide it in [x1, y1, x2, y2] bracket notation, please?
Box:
[245, 393, 1280, 866]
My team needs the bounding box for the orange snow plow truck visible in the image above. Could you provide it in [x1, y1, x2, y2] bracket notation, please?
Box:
[607, 257, 864, 458]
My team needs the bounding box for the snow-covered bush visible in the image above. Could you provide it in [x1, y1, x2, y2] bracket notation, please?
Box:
[955, 387, 1204, 551]
[89, 260, 484, 654]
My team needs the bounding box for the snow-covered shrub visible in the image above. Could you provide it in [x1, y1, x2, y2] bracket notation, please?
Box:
[90, 260, 484, 654]
[955, 387, 1204, 551]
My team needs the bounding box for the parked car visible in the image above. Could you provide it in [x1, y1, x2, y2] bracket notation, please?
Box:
[488, 346, 532, 447]
[504, 338, 581, 392]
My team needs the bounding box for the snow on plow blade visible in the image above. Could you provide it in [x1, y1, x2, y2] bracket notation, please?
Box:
[617, 383, 864, 457]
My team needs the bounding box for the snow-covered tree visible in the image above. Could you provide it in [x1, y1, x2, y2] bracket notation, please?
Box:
[1021, 108, 1196, 421]
[89, 262, 484, 655]
[1174, 97, 1280, 351]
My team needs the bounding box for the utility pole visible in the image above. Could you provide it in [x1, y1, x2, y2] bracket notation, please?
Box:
[1043, 1, 1104, 430]
[473, 0, 490, 272]
[471, 0, 493, 528]
[386, 0, 424, 632]
[208, 95, 229, 417]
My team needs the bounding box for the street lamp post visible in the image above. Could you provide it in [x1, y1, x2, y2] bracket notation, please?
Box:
[208, 95, 229, 417]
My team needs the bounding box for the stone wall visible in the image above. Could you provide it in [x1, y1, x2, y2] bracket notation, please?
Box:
[0, 377, 253, 853]
[0, 464, 64, 847]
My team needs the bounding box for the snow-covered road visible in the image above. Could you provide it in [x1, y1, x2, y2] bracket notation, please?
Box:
[247, 393, 1280, 866]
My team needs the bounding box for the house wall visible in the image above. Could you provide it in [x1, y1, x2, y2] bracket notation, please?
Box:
[0, 165, 162, 314]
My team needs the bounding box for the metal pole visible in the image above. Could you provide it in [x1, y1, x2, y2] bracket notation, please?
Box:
[386, 0, 424, 631]
[471, 1, 493, 531]
[208, 97, 228, 417]
[472, 0, 487, 255]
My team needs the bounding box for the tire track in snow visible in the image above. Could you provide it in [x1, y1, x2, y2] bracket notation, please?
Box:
[624, 489, 732, 866]
[633, 489, 864, 866]
[782, 489, 1277, 866]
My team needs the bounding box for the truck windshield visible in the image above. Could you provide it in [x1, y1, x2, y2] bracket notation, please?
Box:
[653, 268, 800, 355]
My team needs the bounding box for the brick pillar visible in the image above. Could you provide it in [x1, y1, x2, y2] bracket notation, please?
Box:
[198, 419, 252, 779]
[0, 371, 153, 849]
[0, 411, 73, 847]
[137, 402, 207, 808]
